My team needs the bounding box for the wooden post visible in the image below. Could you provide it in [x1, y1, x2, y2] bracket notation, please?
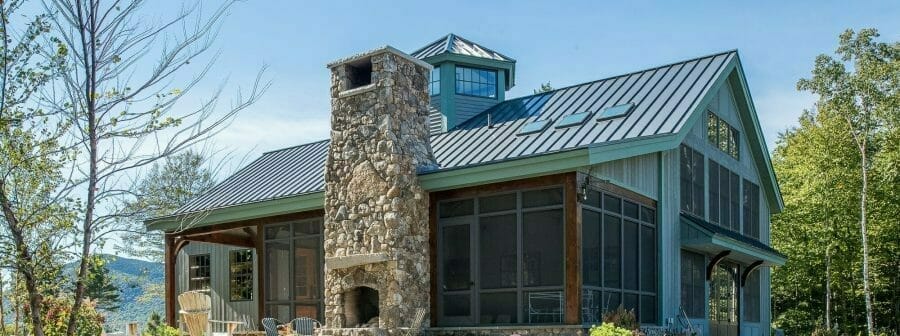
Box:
[256, 222, 265, 325]
[126, 322, 139, 336]
[164, 234, 177, 327]
[564, 172, 582, 324]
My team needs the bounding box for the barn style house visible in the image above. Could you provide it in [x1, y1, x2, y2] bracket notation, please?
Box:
[146, 34, 786, 336]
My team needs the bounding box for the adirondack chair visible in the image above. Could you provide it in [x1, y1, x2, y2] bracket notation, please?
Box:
[399, 308, 428, 336]
[289, 317, 321, 335]
[261, 318, 282, 336]
[178, 291, 211, 336]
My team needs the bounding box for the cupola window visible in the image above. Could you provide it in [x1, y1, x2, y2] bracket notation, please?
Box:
[456, 66, 497, 98]
[430, 68, 441, 96]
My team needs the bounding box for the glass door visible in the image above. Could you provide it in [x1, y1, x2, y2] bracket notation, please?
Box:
[709, 262, 739, 336]
[438, 217, 474, 324]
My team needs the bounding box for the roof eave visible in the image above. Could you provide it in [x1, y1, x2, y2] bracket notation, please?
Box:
[144, 191, 325, 232]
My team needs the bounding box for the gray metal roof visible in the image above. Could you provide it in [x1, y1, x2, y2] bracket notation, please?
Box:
[411, 34, 515, 62]
[174, 140, 328, 214]
[171, 51, 734, 216]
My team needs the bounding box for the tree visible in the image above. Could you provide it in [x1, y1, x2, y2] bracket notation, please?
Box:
[0, 1, 72, 335]
[797, 28, 899, 335]
[534, 81, 554, 94]
[83, 257, 120, 312]
[116, 150, 216, 262]
[40, 0, 269, 334]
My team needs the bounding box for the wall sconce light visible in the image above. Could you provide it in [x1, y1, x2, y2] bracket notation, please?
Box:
[579, 175, 591, 202]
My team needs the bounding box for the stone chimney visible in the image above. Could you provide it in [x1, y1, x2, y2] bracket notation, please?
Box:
[321, 46, 435, 335]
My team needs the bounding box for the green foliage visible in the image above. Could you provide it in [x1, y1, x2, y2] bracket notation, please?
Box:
[116, 150, 216, 262]
[601, 305, 639, 331]
[26, 296, 104, 336]
[142, 312, 180, 336]
[773, 28, 899, 336]
[534, 81, 554, 94]
[84, 256, 121, 312]
[589, 322, 633, 336]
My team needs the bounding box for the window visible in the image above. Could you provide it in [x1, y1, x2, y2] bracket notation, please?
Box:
[455, 66, 497, 98]
[680, 250, 705, 318]
[582, 189, 657, 324]
[264, 217, 324, 322]
[518, 119, 550, 135]
[430, 68, 441, 96]
[708, 160, 742, 232]
[229, 249, 254, 301]
[437, 187, 565, 325]
[556, 111, 592, 128]
[597, 103, 635, 120]
[680, 145, 704, 216]
[708, 112, 739, 159]
[188, 254, 211, 291]
[743, 180, 760, 239]
[743, 270, 761, 322]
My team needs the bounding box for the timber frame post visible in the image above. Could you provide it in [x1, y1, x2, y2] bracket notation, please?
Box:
[164, 234, 176, 326]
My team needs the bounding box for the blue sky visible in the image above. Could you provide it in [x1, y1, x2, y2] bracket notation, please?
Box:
[164, 0, 899, 165]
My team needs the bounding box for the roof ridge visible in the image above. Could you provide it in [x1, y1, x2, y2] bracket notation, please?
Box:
[262, 138, 329, 155]
[451, 34, 517, 62]
[410, 34, 453, 57]
[450, 49, 737, 130]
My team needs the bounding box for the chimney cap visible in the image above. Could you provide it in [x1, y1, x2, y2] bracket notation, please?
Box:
[326, 45, 433, 70]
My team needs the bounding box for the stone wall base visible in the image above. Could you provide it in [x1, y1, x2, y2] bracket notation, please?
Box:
[426, 325, 588, 336]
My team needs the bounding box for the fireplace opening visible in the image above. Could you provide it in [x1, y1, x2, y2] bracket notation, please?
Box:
[344, 286, 379, 327]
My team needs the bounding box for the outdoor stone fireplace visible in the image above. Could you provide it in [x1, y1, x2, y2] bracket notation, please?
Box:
[319, 46, 435, 336]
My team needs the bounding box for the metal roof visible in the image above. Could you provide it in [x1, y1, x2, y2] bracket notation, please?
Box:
[411, 34, 515, 62]
[171, 51, 734, 216]
[174, 140, 328, 214]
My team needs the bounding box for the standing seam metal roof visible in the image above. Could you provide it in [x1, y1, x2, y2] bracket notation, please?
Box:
[171, 51, 735, 216]
[410, 33, 515, 62]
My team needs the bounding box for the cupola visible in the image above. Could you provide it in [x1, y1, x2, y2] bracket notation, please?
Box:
[411, 34, 516, 133]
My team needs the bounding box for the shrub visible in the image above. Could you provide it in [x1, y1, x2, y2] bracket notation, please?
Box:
[589, 322, 633, 336]
[601, 305, 639, 331]
[26, 296, 105, 336]
[143, 312, 181, 336]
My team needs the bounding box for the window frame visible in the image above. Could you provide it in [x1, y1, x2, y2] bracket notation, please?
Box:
[188, 254, 211, 292]
[429, 67, 441, 96]
[454, 66, 498, 98]
[707, 111, 740, 160]
[263, 217, 325, 322]
[229, 249, 254, 302]
[680, 250, 705, 318]
[680, 145, 705, 217]
[436, 186, 566, 326]
[581, 187, 658, 325]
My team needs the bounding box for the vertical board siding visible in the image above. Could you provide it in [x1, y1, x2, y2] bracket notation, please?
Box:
[453, 94, 498, 125]
[176, 242, 258, 331]
[679, 81, 776, 336]
[587, 153, 659, 200]
[658, 149, 681, 323]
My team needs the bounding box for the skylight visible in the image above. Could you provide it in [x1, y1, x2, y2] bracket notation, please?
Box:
[555, 111, 593, 128]
[597, 103, 635, 120]
[518, 119, 550, 135]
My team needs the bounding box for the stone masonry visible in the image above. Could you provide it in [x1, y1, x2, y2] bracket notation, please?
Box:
[319, 47, 436, 336]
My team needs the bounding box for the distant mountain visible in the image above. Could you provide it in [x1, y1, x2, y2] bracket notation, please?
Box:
[77, 255, 165, 331]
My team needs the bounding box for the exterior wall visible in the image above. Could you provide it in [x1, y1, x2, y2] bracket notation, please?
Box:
[453, 94, 498, 125]
[675, 81, 774, 336]
[435, 62, 505, 129]
[586, 153, 659, 200]
[175, 242, 258, 330]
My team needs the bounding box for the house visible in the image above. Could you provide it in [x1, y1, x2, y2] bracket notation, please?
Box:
[146, 34, 786, 336]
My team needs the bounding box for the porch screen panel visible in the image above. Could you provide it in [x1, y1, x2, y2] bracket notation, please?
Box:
[743, 270, 761, 322]
[582, 188, 657, 324]
[680, 250, 705, 318]
[437, 187, 564, 326]
[264, 218, 324, 322]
